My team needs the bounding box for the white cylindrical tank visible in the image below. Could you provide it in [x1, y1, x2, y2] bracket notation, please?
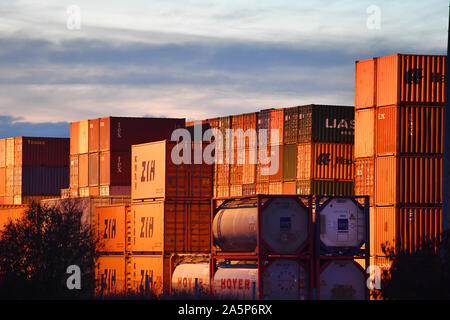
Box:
[319, 198, 366, 249]
[213, 197, 309, 253]
[213, 264, 258, 300]
[261, 260, 309, 300]
[319, 260, 366, 300]
[171, 263, 210, 296]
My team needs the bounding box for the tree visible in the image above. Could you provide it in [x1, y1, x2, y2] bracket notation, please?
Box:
[373, 231, 450, 300]
[0, 202, 101, 299]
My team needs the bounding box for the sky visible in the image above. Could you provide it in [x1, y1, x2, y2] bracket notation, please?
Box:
[0, 0, 447, 138]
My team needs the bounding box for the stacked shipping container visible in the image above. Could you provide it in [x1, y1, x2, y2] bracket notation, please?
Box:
[354, 54, 446, 272]
[0, 137, 69, 204]
[69, 117, 184, 198]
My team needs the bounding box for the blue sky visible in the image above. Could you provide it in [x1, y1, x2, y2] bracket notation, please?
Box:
[0, 0, 447, 138]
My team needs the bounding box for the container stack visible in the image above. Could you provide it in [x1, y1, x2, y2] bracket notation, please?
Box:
[210, 195, 314, 300]
[355, 54, 445, 270]
[0, 137, 69, 205]
[69, 117, 184, 198]
[315, 196, 370, 300]
[126, 140, 213, 296]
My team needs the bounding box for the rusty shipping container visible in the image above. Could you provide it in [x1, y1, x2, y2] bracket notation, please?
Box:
[296, 180, 354, 196]
[98, 117, 185, 152]
[355, 58, 376, 109]
[96, 255, 126, 296]
[354, 157, 375, 206]
[355, 108, 375, 158]
[96, 205, 128, 253]
[296, 143, 354, 181]
[372, 206, 442, 257]
[132, 141, 212, 201]
[128, 200, 211, 254]
[375, 155, 442, 206]
[375, 105, 444, 155]
[297, 105, 354, 143]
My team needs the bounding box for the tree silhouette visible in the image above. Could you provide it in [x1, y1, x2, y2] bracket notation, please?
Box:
[0, 202, 101, 299]
[373, 230, 450, 300]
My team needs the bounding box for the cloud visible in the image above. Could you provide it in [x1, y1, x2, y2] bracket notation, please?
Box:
[0, 115, 69, 139]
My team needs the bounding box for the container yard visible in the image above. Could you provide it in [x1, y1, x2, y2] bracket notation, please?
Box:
[0, 51, 447, 301]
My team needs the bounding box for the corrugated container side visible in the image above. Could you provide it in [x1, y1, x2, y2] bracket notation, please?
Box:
[243, 112, 257, 149]
[256, 182, 269, 194]
[242, 184, 256, 196]
[268, 182, 282, 195]
[14, 137, 22, 167]
[89, 186, 100, 197]
[89, 118, 100, 153]
[0, 139, 6, 168]
[296, 180, 354, 196]
[283, 107, 298, 144]
[99, 185, 131, 197]
[268, 144, 283, 182]
[96, 255, 126, 295]
[355, 108, 375, 158]
[310, 105, 355, 143]
[214, 185, 229, 198]
[70, 155, 79, 188]
[126, 255, 169, 296]
[257, 109, 271, 132]
[355, 58, 376, 109]
[78, 120, 89, 154]
[256, 145, 271, 183]
[242, 148, 257, 184]
[0, 168, 5, 195]
[354, 157, 375, 206]
[89, 153, 99, 186]
[229, 184, 242, 197]
[79, 154, 89, 187]
[100, 151, 131, 186]
[376, 105, 444, 155]
[282, 144, 297, 181]
[19, 137, 69, 167]
[6, 138, 14, 167]
[5, 167, 13, 196]
[21, 167, 69, 195]
[13, 167, 21, 195]
[270, 108, 284, 145]
[373, 206, 396, 256]
[70, 122, 79, 155]
[375, 155, 442, 206]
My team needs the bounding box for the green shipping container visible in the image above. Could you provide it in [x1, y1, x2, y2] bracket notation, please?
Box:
[298, 105, 354, 143]
[282, 144, 297, 181]
[283, 106, 299, 144]
[296, 180, 354, 196]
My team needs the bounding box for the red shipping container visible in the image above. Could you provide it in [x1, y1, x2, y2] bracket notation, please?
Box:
[376, 105, 444, 155]
[11, 137, 69, 167]
[0, 139, 5, 168]
[100, 151, 131, 186]
[375, 155, 442, 206]
[376, 54, 446, 107]
[89, 118, 100, 153]
[99, 117, 185, 152]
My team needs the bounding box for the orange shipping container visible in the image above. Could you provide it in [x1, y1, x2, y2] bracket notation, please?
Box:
[0, 204, 28, 231]
[229, 184, 242, 197]
[376, 54, 446, 107]
[128, 200, 211, 254]
[296, 143, 354, 181]
[79, 153, 89, 187]
[0, 139, 6, 168]
[89, 153, 99, 186]
[5, 167, 13, 196]
[270, 108, 284, 145]
[282, 181, 297, 194]
[355, 58, 376, 109]
[355, 108, 375, 158]
[376, 105, 444, 155]
[70, 122, 79, 155]
[375, 155, 442, 206]
[354, 157, 375, 206]
[269, 182, 282, 195]
[242, 184, 256, 196]
[214, 185, 229, 198]
[96, 205, 128, 253]
[96, 255, 126, 296]
[256, 182, 269, 195]
[6, 138, 14, 167]
[268, 144, 283, 182]
[70, 155, 79, 188]
[78, 120, 89, 155]
[89, 118, 100, 153]
[132, 141, 212, 201]
[0, 168, 5, 195]
[372, 206, 442, 256]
